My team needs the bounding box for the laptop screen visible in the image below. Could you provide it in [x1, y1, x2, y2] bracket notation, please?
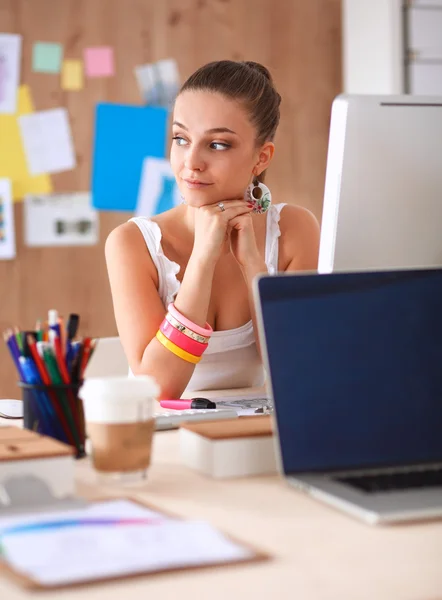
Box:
[257, 269, 442, 474]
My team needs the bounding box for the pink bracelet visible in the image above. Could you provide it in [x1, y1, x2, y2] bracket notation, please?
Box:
[160, 319, 208, 357]
[167, 303, 213, 337]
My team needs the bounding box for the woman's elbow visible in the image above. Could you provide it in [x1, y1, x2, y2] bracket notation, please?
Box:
[130, 360, 186, 401]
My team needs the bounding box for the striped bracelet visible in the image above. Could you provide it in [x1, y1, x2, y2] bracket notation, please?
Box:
[165, 312, 211, 344]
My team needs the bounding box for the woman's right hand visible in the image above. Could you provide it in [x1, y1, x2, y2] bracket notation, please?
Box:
[192, 199, 254, 266]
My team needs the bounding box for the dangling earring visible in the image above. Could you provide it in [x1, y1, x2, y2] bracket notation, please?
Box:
[245, 177, 272, 214]
[181, 195, 187, 205]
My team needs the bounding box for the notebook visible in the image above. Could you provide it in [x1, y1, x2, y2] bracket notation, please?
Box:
[0, 497, 269, 589]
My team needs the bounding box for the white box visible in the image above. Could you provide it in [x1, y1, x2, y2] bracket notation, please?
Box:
[0, 427, 75, 501]
[179, 416, 277, 479]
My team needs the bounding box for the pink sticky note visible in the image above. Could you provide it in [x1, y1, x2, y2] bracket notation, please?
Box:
[84, 46, 114, 77]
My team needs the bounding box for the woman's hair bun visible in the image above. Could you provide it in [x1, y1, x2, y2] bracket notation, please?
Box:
[242, 61, 273, 84]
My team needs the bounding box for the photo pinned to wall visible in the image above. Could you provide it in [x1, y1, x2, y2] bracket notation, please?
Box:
[0, 34, 21, 114]
[136, 157, 181, 217]
[0, 179, 16, 260]
[134, 58, 180, 108]
[18, 108, 76, 175]
[24, 192, 98, 247]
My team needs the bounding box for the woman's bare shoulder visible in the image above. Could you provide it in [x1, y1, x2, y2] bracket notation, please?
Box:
[105, 220, 144, 254]
[279, 203, 320, 234]
[105, 221, 159, 282]
[277, 203, 321, 271]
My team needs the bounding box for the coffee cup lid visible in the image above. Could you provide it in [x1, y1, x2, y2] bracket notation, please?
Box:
[79, 375, 160, 403]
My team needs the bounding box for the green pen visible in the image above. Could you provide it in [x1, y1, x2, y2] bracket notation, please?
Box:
[14, 327, 23, 354]
[41, 344, 80, 449]
[35, 320, 43, 342]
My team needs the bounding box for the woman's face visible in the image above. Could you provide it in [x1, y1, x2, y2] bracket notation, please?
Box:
[171, 90, 263, 207]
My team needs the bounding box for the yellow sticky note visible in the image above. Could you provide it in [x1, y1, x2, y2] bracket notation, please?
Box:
[61, 60, 84, 91]
[0, 85, 52, 201]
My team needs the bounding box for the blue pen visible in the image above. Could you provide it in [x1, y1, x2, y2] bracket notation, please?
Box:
[22, 354, 68, 442]
[18, 356, 65, 438]
[19, 357, 52, 412]
[65, 314, 80, 373]
[48, 309, 61, 347]
[4, 330, 25, 381]
[19, 357, 52, 434]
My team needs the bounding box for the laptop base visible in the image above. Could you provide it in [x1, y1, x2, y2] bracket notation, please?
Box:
[287, 473, 442, 525]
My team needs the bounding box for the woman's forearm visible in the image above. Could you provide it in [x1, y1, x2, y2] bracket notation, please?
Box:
[136, 254, 216, 399]
[173, 254, 216, 328]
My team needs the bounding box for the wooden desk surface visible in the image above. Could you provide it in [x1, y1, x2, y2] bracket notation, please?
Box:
[1, 411, 442, 599]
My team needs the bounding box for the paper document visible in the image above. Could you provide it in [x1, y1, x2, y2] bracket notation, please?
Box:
[24, 192, 98, 247]
[0, 499, 253, 586]
[0, 178, 16, 259]
[0, 34, 21, 114]
[136, 157, 181, 216]
[18, 108, 76, 175]
[212, 393, 272, 416]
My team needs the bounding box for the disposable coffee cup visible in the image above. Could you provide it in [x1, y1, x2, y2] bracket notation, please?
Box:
[79, 376, 159, 482]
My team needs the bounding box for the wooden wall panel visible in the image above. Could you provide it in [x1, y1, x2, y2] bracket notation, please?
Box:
[0, 0, 342, 397]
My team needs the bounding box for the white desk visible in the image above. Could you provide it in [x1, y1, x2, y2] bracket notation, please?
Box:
[1, 415, 442, 599]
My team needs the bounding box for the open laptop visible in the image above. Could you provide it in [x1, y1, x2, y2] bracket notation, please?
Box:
[254, 268, 442, 524]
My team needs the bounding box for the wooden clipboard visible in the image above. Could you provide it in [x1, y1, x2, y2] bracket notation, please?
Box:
[0, 495, 271, 591]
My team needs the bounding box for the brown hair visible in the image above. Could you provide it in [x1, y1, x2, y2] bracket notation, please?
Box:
[179, 60, 281, 182]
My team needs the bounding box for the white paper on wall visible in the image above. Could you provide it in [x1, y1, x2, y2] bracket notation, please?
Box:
[18, 108, 76, 175]
[24, 192, 98, 247]
[0, 178, 16, 260]
[0, 34, 21, 114]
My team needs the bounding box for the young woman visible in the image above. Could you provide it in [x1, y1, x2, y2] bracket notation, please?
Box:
[105, 60, 320, 399]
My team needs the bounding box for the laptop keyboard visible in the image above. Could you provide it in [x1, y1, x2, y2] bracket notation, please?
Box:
[336, 466, 442, 493]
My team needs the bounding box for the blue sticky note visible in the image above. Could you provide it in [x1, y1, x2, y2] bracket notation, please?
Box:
[91, 103, 168, 211]
[33, 42, 63, 73]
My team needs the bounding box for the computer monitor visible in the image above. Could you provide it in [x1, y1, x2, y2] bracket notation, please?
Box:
[318, 94, 442, 273]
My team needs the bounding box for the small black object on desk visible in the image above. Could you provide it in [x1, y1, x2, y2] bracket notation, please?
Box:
[190, 398, 217, 409]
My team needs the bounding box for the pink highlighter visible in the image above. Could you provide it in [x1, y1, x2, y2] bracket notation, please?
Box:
[159, 398, 216, 410]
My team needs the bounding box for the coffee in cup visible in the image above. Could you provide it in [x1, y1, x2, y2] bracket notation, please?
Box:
[79, 375, 159, 480]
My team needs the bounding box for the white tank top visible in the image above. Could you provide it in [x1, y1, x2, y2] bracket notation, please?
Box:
[129, 203, 286, 392]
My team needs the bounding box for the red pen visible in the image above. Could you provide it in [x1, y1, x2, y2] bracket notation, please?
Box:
[53, 332, 71, 384]
[159, 398, 216, 410]
[51, 330, 83, 443]
[27, 334, 74, 445]
[79, 337, 92, 379]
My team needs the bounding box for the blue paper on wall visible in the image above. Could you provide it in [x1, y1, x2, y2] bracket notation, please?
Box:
[91, 103, 168, 211]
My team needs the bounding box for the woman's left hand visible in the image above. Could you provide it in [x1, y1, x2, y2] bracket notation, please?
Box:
[228, 212, 261, 268]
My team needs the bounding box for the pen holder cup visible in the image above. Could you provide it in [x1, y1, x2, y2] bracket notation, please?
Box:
[18, 382, 86, 459]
